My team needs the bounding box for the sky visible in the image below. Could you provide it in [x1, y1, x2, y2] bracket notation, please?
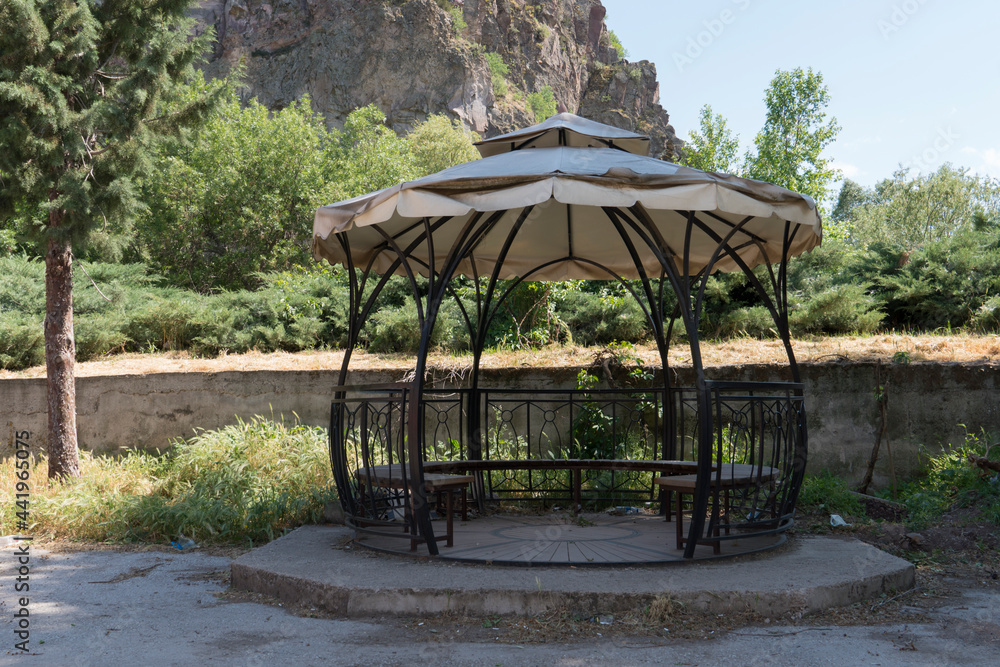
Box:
[601, 0, 1000, 194]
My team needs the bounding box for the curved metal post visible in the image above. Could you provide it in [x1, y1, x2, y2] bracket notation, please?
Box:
[616, 204, 716, 558]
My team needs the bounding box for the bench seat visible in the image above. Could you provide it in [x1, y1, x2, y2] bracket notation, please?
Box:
[355, 464, 473, 547]
[654, 463, 780, 554]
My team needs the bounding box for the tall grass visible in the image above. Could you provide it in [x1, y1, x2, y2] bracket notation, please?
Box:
[0, 417, 337, 546]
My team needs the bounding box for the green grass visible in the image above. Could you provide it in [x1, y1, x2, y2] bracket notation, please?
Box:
[797, 470, 864, 517]
[0, 416, 337, 546]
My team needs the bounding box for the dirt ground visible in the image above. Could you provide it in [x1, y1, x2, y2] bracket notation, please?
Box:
[2, 333, 999, 379]
[39, 498, 999, 646]
[376, 501, 1000, 644]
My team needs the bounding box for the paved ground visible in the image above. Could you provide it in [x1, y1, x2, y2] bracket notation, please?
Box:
[2, 537, 998, 666]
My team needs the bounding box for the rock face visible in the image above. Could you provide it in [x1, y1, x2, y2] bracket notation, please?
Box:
[193, 0, 681, 159]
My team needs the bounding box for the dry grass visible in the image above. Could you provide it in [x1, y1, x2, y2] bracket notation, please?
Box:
[1, 333, 998, 380]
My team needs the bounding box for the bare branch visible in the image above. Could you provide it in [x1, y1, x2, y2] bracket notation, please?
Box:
[77, 261, 113, 303]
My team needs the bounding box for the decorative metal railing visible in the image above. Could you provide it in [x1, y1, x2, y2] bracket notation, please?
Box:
[330, 380, 806, 555]
[671, 381, 806, 541]
[330, 384, 417, 542]
[474, 387, 664, 506]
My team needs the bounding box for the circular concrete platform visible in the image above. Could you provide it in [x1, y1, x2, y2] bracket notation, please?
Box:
[356, 512, 784, 564]
[231, 525, 915, 618]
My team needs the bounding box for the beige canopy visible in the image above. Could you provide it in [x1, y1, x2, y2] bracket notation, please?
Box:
[313, 114, 822, 280]
[474, 111, 652, 157]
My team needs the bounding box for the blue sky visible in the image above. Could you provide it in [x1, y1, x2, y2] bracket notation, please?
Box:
[601, 0, 1000, 193]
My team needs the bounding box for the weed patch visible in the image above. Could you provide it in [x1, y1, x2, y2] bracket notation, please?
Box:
[0, 417, 336, 546]
[889, 430, 1000, 530]
[798, 470, 864, 517]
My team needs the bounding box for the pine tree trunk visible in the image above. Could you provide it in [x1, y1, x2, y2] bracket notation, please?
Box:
[44, 218, 81, 479]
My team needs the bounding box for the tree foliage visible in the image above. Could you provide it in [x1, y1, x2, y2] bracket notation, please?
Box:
[137, 102, 480, 292]
[329, 104, 419, 199]
[137, 85, 337, 292]
[0, 0, 222, 245]
[678, 69, 840, 211]
[404, 113, 480, 179]
[744, 67, 841, 207]
[484, 51, 509, 98]
[527, 85, 557, 122]
[840, 164, 1000, 249]
[0, 0, 223, 478]
[680, 104, 740, 174]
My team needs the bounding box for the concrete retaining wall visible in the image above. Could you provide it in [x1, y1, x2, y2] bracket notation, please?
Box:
[3, 362, 998, 486]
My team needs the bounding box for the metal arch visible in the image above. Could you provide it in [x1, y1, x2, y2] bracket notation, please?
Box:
[682, 211, 800, 377]
[677, 210, 809, 531]
[330, 229, 431, 534]
[332, 213, 465, 549]
[479, 255, 665, 357]
[404, 208, 530, 553]
[604, 204, 716, 558]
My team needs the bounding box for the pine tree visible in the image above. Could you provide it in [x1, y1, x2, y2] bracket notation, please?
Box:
[0, 0, 223, 478]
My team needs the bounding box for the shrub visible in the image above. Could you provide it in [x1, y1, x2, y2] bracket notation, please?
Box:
[527, 85, 557, 121]
[0, 257, 356, 369]
[122, 290, 206, 351]
[0, 313, 44, 370]
[365, 302, 464, 354]
[557, 288, 650, 346]
[715, 305, 776, 339]
[445, 4, 466, 36]
[875, 229, 1000, 330]
[75, 314, 129, 361]
[789, 284, 883, 335]
[969, 295, 1000, 332]
[366, 304, 423, 354]
[891, 430, 1000, 530]
[607, 30, 629, 60]
[484, 52, 509, 98]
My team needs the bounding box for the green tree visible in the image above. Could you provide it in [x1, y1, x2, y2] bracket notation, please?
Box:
[329, 104, 418, 200]
[138, 103, 480, 292]
[527, 85, 558, 122]
[846, 165, 1000, 249]
[0, 0, 221, 478]
[138, 87, 337, 292]
[744, 67, 841, 208]
[680, 104, 740, 174]
[405, 114, 480, 176]
[830, 178, 869, 223]
[484, 52, 509, 98]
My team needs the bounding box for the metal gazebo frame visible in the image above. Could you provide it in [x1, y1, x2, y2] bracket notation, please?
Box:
[314, 114, 816, 560]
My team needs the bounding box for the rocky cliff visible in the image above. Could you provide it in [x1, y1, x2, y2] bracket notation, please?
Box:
[191, 0, 681, 160]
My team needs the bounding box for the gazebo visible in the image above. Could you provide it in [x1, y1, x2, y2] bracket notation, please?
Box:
[313, 113, 819, 561]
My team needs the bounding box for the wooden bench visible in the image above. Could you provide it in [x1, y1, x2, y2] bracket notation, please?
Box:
[355, 465, 474, 548]
[423, 459, 699, 512]
[654, 463, 779, 554]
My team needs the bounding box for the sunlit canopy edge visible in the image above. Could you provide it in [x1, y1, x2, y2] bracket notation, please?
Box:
[313, 146, 822, 280]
